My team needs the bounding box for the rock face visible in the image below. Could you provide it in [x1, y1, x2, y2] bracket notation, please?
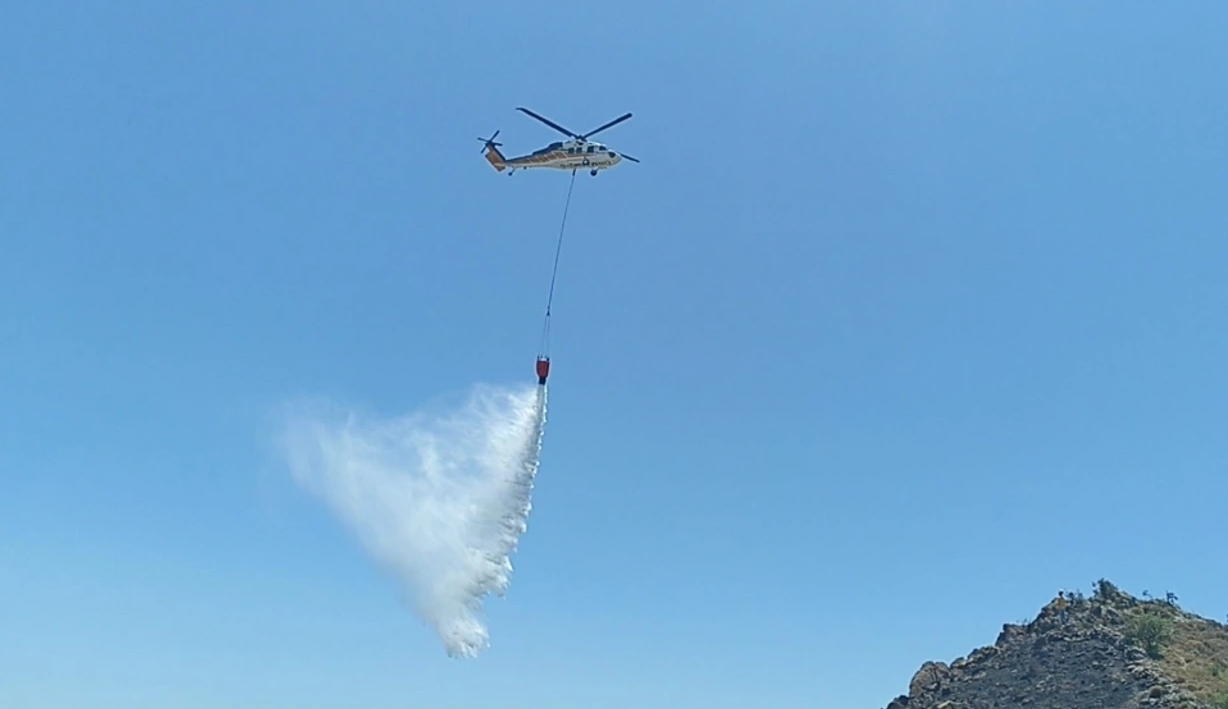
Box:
[880, 583, 1226, 709]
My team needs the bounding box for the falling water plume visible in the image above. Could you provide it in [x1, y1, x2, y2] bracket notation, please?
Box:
[277, 383, 547, 658]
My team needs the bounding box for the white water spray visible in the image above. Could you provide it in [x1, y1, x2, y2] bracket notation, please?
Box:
[277, 383, 547, 658]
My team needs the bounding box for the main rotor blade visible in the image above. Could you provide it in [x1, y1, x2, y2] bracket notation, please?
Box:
[581, 112, 632, 140]
[618, 153, 641, 163]
[516, 107, 578, 138]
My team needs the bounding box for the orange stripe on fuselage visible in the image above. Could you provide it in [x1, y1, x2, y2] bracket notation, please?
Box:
[506, 149, 611, 168]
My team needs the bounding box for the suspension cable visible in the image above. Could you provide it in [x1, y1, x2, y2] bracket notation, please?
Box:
[539, 169, 578, 357]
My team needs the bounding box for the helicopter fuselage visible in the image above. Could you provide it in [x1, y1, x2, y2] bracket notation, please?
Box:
[488, 139, 622, 175]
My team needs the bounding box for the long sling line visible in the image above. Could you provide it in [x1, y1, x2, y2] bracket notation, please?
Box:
[539, 169, 578, 357]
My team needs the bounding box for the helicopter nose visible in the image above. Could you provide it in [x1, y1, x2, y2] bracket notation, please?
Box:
[609, 151, 620, 162]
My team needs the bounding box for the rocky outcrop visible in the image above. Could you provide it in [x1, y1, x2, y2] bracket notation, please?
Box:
[880, 584, 1223, 709]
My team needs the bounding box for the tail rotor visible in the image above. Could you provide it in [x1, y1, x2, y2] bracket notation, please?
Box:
[478, 130, 503, 153]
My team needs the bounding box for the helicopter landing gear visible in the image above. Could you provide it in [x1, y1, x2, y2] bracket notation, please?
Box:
[590, 169, 598, 177]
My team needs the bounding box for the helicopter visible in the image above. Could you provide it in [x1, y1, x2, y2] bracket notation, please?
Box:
[479, 107, 640, 177]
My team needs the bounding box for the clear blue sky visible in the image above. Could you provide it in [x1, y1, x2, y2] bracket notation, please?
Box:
[2, 2, 1226, 707]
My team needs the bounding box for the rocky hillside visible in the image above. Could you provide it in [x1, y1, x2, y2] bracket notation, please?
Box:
[881, 580, 1228, 709]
